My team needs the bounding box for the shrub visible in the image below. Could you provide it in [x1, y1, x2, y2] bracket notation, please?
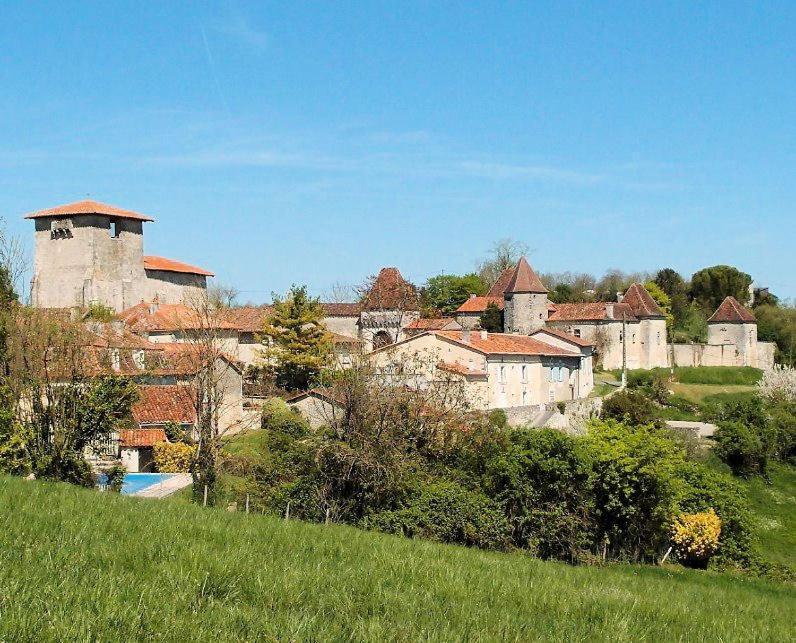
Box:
[713, 421, 769, 478]
[103, 463, 126, 493]
[758, 364, 796, 403]
[484, 429, 594, 561]
[365, 481, 510, 550]
[153, 441, 195, 473]
[670, 509, 721, 568]
[163, 421, 193, 444]
[261, 398, 310, 438]
[768, 402, 796, 464]
[601, 390, 657, 426]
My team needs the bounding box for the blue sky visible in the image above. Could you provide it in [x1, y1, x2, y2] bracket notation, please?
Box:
[1, 1, 794, 301]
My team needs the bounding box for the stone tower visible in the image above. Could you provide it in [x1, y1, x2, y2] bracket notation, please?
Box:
[707, 296, 758, 366]
[503, 257, 549, 334]
[27, 200, 152, 311]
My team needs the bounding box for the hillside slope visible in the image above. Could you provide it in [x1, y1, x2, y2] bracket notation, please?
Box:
[0, 476, 793, 641]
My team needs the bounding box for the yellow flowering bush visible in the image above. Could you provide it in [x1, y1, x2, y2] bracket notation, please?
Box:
[671, 509, 722, 566]
[153, 441, 195, 473]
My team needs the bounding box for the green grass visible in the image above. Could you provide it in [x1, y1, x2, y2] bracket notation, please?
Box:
[669, 383, 757, 406]
[612, 366, 763, 386]
[742, 463, 796, 569]
[0, 476, 794, 641]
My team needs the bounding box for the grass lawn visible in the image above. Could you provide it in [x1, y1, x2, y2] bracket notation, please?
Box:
[0, 475, 794, 641]
[742, 463, 796, 569]
[668, 383, 758, 406]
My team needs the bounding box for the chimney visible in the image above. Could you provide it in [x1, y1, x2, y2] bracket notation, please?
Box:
[469, 293, 476, 299]
[606, 303, 614, 320]
[616, 292, 624, 303]
[462, 329, 471, 343]
[480, 329, 488, 340]
[149, 296, 160, 316]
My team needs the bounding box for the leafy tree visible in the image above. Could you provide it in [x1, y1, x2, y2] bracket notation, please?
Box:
[548, 283, 578, 304]
[260, 285, 331, 391]
[601, 390, 658, 426]
[655, 268, 690, 329]
[479, 301, 503, 332]
[672, 302, 708, 343]
[644, 281, 673, 330]
[690, 265, 752, 313]
[422, 273, 486, 314]
[477, 238, 528, 287]
[754, 304, 796, 366]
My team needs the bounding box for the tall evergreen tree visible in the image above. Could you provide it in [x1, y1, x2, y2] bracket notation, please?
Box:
[260, 285, 331, 391]
[479, 301, 503, 333]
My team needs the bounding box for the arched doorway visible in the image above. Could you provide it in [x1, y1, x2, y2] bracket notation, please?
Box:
[372, 330, 392, 350]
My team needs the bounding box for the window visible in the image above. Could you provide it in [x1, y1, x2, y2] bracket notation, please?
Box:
[110, 220, 120, 238]
[656, 332, 661, 345]
[549, 389, 555, 402]
[619, 331, 623, 342]
[522, 390, 527, 405]
[573, 328, 581, 338]
[632, 333, 636, 344]
[500, 365, 506, 383]
[521, 365, 527, 382]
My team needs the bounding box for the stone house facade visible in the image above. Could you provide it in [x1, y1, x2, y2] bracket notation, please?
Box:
[26, 200, 212, 312]
[369, 328, 594, 410]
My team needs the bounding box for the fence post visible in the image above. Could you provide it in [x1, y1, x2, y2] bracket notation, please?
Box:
[245, 494, 250, 514]
[203, 485, 208, 507]
[285, 501, 291, 521]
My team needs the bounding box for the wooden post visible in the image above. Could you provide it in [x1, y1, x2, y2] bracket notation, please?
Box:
[203, 485, 208, 507]
[285, 501, 291, 521]
[660, 546, 673, 566]
[245, 494, 250, 514]
[325, 507, 330, 525]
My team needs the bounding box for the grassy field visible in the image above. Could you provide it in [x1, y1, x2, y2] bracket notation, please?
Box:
[0, 476, 794, 641]
[668, 383, 758, 406]
[743, 463, 796, 569]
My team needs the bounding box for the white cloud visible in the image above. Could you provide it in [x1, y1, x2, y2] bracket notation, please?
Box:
[458, 161, 603, 185]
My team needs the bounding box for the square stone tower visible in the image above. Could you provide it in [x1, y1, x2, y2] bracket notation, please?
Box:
[707, 296, 758, 366]
[26, 200, 153, 311]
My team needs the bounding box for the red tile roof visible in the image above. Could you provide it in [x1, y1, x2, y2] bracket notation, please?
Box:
[530, 327, 594, 348]
[119, 428, 167, 448]
[708, 296, 756, 323]
[548, 302, 638, 322]
[487, 267, 515, 297]
[221, 306, 274, 333]
[405, 317, 459, 330]
[362, 267, 419, 311]
[434, 330, 579, 356]
[622, 283, 665, 318]
[144, 256, 214, 277]
[133, 385, 196, 426]
[155, 342, 242, 376]
[119, 302, 238, 332]
[437, 361, 487, 377]
[455, 296, 504, 313]
[504, 257, 548, 294]
[25, 199, 154, 222]
[321, 303, 362, 317]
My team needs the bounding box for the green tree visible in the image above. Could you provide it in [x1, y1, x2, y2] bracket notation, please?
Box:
[260, 285, 331, 391]
[422, 273, 486, 314]
[654, 268, 689, 326]
[644, 281, 674, 330]
[754, 304, 796, 365]
[690, 265, 753, 313]
[479, 301, 503, 332]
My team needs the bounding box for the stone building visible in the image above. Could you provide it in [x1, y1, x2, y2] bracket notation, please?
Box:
[369, 327, 594, 410]
[455, 257, 772, 370]
[26, 200, 212, 311]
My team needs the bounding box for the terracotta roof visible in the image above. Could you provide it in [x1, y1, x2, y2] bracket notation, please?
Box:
[622, 283, 665, 318]
[708, 296, 756, 323]
[144, 256, 214, 277]
[548, 302, 638, 322]
[25, 199, 154, 222]
[362, 268, 419, 311]
[504, 257, 548, 294]
[330, 331, 361, 345]
[487, 267, 515, 297]
[119, 302, 238, 332]
[455, 296, 504, 313]
[221, 306, 274, 333]
[437, 361, 487, 377]
[155, 342, 242, 376]
[405, 317, 459, 330]
[133, 385, 196, 426]
[118, 429, 167, 448]
[434, 330, 579, 356]
[321, 303, 362, 317]
[530, 327, 594, 348]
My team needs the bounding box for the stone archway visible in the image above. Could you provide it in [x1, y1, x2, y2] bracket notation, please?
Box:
[372, 330, 392, 350]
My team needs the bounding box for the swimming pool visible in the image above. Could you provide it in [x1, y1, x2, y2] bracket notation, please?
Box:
[97, 472, 176, 495]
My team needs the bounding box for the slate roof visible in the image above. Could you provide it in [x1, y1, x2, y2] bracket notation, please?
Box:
[25, 199, 154, 222]
[708, 296, 756, 323]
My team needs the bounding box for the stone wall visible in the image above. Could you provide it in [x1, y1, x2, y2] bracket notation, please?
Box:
[144, 270, 207, 306]
[671, 341, 775, 369]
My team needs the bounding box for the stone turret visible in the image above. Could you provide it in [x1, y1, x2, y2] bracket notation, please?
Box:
[503, 257, 549, 334]
[707, 296, 758, 366]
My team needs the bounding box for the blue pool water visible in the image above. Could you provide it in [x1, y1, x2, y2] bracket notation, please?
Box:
[96, 473, 178, 494]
